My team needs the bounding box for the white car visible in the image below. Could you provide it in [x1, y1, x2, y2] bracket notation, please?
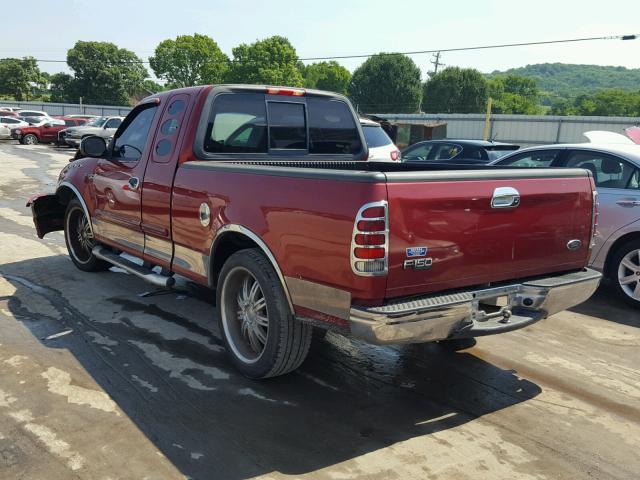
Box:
[0, 107, 22, 112]
[0, 117, 29, 138]
[360, 118, 401, 162]
[16, 109, 50, 118]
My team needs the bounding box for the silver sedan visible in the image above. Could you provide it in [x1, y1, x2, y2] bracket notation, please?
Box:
[494, 143, 640, 308]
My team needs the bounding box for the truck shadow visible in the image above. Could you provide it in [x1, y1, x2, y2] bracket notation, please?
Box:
[569, 285, 640, 328]
[0, 255, 541, 480]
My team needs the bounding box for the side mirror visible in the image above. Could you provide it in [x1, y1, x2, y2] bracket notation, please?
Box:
[43, 123, 52, 128]
[79, 135, 107, 158]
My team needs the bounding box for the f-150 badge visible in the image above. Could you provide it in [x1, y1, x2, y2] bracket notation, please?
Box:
[404, 258, 433, 270]
[406, 247, 427, 257]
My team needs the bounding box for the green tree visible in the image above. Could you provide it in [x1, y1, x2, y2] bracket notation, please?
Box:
[149, 34, 229, 88]
[227, 36, 303, 86]
[303, 61, 351, 94]
[550, 89, 640, 116]
[348, 54, 422, 113]
[66, 41, 148, 105]
[0, 57, 41, 100]
[422, 67, 488, 113]
[488, 75, 542, 114]
[49, 73, 75, 103]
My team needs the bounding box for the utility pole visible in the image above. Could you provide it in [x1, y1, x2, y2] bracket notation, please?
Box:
[483, 97, 493, 141]
[428, 52, 444, 77]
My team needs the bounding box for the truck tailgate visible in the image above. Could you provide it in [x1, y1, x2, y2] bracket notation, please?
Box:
[385, 169, 594, 298]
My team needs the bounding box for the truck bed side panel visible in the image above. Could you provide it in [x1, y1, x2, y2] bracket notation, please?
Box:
[171, 164, 389, 308]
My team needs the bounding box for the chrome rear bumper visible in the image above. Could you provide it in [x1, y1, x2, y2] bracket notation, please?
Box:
[349, 268, 601, 345]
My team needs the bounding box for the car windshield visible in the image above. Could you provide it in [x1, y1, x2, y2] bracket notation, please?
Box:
[85, 117, 107, 127]
[362, 125, 392, 148]
[486, 147, 519, 161]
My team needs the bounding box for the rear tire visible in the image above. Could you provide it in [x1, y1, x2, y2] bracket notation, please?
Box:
[216, 249, 312, 378]
[64, 198, 110, 272]
[21, 134, 38, 145]
[608, 239, 640, 308]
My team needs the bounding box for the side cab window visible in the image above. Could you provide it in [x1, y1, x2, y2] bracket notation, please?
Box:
[498, 150, 561, 167]
[111, 105, 158, 163]
[105, 118, 122, 129]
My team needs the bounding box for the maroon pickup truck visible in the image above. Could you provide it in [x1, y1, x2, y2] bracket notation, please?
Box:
[28, 85, 601, 378]
[13, 116, 87, 145]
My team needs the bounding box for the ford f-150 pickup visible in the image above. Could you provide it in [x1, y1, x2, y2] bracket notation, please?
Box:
[27, 85, 602, 378]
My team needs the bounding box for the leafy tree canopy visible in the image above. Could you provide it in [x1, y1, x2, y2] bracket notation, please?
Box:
[423, 67, 488, 113]
[149, 34, 229, 88]
[488, 63, 640, 99]
[66, 41, 148, 105]
[227, 36, 303, 86]
[0, 57, 41, 100]
[488, 75, 542, 114]
[550, 89, 640, 116]
[302, 61, 351, 95]
[348, 54, 422, 113]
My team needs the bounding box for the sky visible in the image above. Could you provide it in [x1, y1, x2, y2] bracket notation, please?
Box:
[3, 0, 640, 80]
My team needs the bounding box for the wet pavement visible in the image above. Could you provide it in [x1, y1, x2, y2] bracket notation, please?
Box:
[0, 141, 638, 480]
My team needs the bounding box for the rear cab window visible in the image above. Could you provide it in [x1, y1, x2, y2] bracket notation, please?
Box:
[202, 91, 363, 158]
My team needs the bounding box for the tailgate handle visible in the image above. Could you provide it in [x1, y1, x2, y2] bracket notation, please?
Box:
[491, 187, 520, 209]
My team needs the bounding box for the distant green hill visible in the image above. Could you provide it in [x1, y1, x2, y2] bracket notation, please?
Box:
[487, 63, 640, 100]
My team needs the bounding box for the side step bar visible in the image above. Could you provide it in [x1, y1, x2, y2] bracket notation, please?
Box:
[92, 245, 175, 288]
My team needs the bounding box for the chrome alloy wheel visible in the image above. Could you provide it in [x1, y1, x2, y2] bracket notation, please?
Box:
[220, 267, 269, 364]
[67, 207, 95, 264]
[618, 248, 640, 300]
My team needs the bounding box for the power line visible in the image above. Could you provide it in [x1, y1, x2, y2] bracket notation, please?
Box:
[298, 34, 638, 61]
[6, 33, 638, 66]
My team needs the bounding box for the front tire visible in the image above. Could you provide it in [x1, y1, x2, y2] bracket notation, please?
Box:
[64, 198, 110, 272]
[609, 239, 640, 308]
[216, 249, 312, 378]
[21, 134, 38, 145]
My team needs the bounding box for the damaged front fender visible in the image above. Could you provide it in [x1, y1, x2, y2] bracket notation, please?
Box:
[26, 193, 66, 239]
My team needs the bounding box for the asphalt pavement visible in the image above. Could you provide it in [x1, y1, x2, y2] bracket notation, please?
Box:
[0, 141, 638, 480]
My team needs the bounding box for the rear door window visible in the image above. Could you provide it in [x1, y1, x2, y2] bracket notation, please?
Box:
[428, 143, 462, 161]
[566, 151, 636, 189]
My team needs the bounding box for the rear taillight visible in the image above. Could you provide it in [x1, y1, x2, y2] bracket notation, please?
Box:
[390, 150, 400, 161]
[351, 201, 388, 276]
[590, 190, 599, 249]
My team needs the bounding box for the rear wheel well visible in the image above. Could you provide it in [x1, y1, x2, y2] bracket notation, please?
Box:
[603, 232, 640, 278]
[210, 233, 261, 289]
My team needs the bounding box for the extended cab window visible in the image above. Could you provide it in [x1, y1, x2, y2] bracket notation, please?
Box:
[204, 94, 267, 153]
[112, 105, 157, 162]
[308, 98, 361, 154]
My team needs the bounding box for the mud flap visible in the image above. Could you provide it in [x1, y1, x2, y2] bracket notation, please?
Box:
[26, 194, 66, 239]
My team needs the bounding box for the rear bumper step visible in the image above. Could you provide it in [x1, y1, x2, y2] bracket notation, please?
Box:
[349, 268, 602, 345]
[92, 246, 175, 289]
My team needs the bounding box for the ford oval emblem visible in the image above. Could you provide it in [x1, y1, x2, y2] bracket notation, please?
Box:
[567, 239, 582, 251]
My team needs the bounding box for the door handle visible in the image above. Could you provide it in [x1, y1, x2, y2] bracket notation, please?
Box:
[491, 187, 520, 209]
[128, 177, 140, 190]
[616, 199, 640, 207]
